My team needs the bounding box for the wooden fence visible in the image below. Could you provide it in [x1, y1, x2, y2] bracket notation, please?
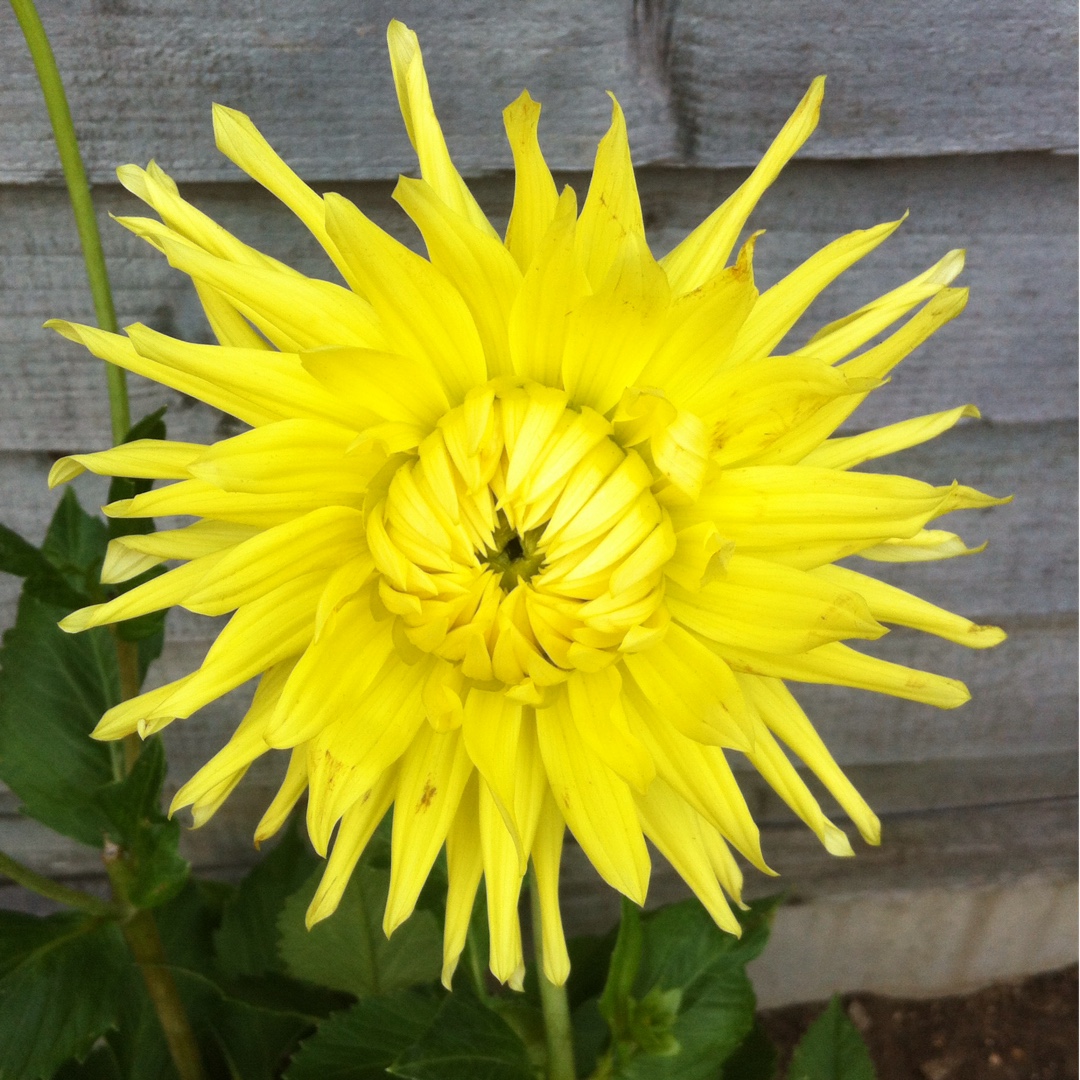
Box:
[0, 1, 1075, 950]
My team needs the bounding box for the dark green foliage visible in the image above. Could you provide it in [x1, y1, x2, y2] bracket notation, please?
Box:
[95, 737, 189, 910]
[278, 864, 442, 998]
[0, 912, 128, 1080]
[787, 996, 877, 1080]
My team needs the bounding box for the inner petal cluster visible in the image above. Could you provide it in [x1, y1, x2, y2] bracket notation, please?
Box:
[369, 379, 673, 698]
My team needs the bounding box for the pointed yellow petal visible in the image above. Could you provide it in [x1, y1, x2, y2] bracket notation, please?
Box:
[306, 767, 397, 927]
[813, 563, 1005, 648]
[634, 779, 743, 934]
[530, 790, 571, 986]
[661, 78, 824, 295]
[667, 554, 886, 654]
[723, 640, 971, 709]
[324, 193, 487, 400]
[254, 746, 309, 845]
[622, 624, 753, 750]
[727, 216, 906, 367]
[508, 186, 587, 386]
[441, 773, 484, 988]
[576, 94, 647, 289]
[535, 700, 650, 904]
[479, 782, 526, 986]
[503, 91, 559, 272]
[802, 406, 980, 471]
[384, 725, 474, 934]
[395, 176, 522, 378]
[386, 20, 498, 238]
[49, 440, 203, 489]
[739, 675, 880, 845]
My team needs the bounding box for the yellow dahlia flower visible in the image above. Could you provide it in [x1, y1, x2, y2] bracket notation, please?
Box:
[49, 21, 1005, 989]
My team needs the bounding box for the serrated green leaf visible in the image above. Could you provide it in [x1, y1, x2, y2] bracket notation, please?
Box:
[0, 524, 57, 582]
[722, 1021, 779, 1080]
[216, 821, 320, 980]
[279, 864, 441, 998]
[388, 993, 533, 1080]
[285, 989, 442, 1080]
[787, 997, 876, 1080]
[0, 590, 118, 845]
[0, 911, 127, 1080]
[96, 737, 190, 909]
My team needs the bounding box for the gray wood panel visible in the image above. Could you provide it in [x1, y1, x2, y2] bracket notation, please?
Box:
[0, 151, 1074, 449]
[1, 1, 1074, 185]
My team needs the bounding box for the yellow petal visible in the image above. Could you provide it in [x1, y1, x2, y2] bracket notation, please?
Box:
[324, 193, 487, 401]
[722, 640, 971, 709]
[395, 176, 522, 378]
[479, 782, 526, 987]
[386, 20, 498, 238]
[535, 699, 650, 904]
[667, 554, 886, 654]
[634, 779, 742, 934]
[306, 766, 398, 927]
[622, 624, 753, 750]
[802, 406, 980, 471]
[739, 675, 880, 845]
[813, 563, 1005, 648]
[384, 725, 474, 934]
[49, 440, 203, 489]
[529, 790, 571, 986]
[661, 78, 824, 295]
[503, 91, 559, 272]
[575, 94, 648, 289]
[727, 217, 906, 367]
[441, 773, 485, 988]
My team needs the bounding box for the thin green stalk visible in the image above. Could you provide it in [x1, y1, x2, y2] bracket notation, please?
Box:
[529, 869, 577, 1080]
[105, 843, 205, 1080]
[11, 7, 203, 1076]
[9, 0, 130, 442]
[0, 848, 118, 917]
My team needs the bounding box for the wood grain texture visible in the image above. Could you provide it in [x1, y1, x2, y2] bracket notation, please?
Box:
[0, 152, 1074, 449]
[1, 0, 1075, 185]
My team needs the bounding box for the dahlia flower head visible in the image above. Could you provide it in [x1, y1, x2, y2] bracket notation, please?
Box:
[50, 22, 1006, 989]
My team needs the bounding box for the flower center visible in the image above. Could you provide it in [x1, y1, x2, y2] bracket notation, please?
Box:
[483, 513, 545, 591]
[366, 379, 675, 697]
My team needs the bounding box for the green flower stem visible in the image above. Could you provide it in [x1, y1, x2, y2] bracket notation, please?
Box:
[105, 845, 206, 1080]
[0, 848, 118, 917]
[9, 0, 130, 443]
[529, 868, 577, 1080]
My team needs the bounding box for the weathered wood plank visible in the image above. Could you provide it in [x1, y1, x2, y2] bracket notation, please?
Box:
[0, 152, 1074, 449]
[1, 1, 1074, 185]
[560, 798, 1079, 936]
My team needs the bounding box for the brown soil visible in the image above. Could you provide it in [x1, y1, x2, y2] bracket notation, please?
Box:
[760, 965, 1077, 1080]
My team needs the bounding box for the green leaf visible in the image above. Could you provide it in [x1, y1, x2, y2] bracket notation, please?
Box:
[388, 993, 534, 1080]
[787, 997, 876, 1080]
[0, 590, 118, 845]
[0, 911, 127, 1080]
[285, 989, 442, 1080]
[54, 1042, 123, 1080]
[279, 864, 441, 998]
[722, 1021, 779, 1080]
[41, 488, 108, 600]
[597, 897, 770, 1079]
[96, 737, 190, 909]
[216, 820, 321, 980]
